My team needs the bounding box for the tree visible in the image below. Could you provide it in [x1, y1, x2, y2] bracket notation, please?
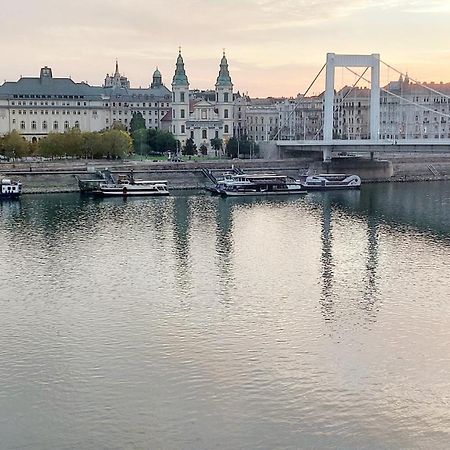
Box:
[111, 121, 127, 131]
[182, 137, 196, 156]
[130, 112, 146, 133]
[101, 130, 132, 158]
[132, 128, 149, 155]
[82, 132, 103, 159]
[0, 130, 29, 158]
[63, 128, 84, 157]
[38, 132, 65, 158]
[147, 129, 177, 154]
[210, 137, 222, 156]
[199, 144, 208, 156]
[225, 137, 238, 158]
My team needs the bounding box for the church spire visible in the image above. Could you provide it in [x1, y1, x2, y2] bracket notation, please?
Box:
[172, 48, 189, 86]
[216, 51, 232, 87]
[114, 59, 119, 76]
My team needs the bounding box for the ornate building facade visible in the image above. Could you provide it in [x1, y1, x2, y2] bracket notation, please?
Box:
[0, 62, 171, 141]
[171, 50, 234, 153]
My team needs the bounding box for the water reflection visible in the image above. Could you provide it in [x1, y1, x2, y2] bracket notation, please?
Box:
[1, 184, 450, 449]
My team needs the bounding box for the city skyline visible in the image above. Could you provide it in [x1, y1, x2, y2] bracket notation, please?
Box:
[1, 0, 450, 97]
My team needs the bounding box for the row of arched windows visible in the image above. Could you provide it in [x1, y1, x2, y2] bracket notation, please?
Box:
[19, 121, 80, 131]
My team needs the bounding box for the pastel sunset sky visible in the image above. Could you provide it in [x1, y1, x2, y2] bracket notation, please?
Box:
[1, 0, 449, 97]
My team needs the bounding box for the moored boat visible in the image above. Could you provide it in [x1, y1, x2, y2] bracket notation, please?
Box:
[218, 173, 306, 197]
[1, 178, 22, 199]
[95, 174, 169, 197]
[303, 174, 361, 190]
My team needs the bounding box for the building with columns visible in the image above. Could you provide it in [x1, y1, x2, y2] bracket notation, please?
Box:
[171, 50, 234, 154]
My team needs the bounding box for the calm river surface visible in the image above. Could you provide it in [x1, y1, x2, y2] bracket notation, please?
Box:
[1, 182, 450, 450]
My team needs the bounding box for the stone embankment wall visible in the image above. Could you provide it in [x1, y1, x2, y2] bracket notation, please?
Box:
[0, 155, 449, 194]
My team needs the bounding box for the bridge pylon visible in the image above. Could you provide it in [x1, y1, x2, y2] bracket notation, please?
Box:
[323, 53, 380, 161]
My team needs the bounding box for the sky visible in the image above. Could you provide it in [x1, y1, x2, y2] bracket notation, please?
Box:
[1, 0, 450, 97]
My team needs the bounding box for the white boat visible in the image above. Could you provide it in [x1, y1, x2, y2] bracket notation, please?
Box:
[303, 174, 361, 190]
[1, 178, 22, 199]
[218, 173, 307, 197]
[95, 174, 169, 197]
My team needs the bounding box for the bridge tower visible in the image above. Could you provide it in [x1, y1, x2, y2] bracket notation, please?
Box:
[323, 53, 380, 161]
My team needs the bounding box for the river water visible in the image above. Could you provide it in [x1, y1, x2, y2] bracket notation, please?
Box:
[1, 182, 450, 450]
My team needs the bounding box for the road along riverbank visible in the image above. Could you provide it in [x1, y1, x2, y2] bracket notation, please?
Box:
[0, 155, 449, 194]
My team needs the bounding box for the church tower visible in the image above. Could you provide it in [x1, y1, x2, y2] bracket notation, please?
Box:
[215, 51, 234, 141]
[171, 49, 189, 146]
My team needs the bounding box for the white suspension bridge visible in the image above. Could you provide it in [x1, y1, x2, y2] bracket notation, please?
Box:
[269, 53, 450, 162]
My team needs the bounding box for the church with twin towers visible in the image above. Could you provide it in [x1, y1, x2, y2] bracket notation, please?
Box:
[171, 49, 235, 151]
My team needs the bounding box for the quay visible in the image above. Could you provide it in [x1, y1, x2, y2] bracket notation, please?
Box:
[0, 155, 450, 194]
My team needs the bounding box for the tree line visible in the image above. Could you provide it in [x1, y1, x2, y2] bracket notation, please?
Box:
[0, 112, 260, 160]
[0, 128, 132, 159]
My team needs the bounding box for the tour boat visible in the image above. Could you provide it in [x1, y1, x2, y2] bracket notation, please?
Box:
[217, 173, 307, 197]
[303, 174, 361, 190]
[0, 178, 22, 199]
[95, 174, 170, 197]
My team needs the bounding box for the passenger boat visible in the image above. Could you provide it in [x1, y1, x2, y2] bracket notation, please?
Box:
[217, 173, 307, 197]
[0, 178, 22, 199]
[303, 174, 361, 190]
[95, 174, 169, 197]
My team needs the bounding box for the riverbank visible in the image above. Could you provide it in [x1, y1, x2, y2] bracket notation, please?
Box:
[1, 155, 449, 193]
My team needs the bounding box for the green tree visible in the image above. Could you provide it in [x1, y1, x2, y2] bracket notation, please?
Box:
[147, 129, 177, 154]
[0, 130, 29, 158]
[111, 121, 127, 131]
[225, 137, 238, 158]
[210, 137, 222, 155]
[63, 128, 84, 157]
[82, 132, 103, 159]
[182, 137, 196, 156]
[132, 128, 149, 155]
[130, 112, 146, 133]
[101, 130, 132, 158]
[199, 143, 208, 156]
[38, 133, 65, 158]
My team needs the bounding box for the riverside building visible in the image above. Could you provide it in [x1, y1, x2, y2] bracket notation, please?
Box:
[0, 62, 171, 142]
[171, 50, 234, 154]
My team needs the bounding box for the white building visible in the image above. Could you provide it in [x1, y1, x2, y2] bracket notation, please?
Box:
[171, 50, 234, 154]
[0, 63, 171, 141]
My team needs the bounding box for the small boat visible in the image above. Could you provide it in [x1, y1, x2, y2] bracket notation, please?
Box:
[303, 174, 361, 190]
[1, 178, 22, 199]
[217, 173, 307, 197]
[94, 174, 169, 197]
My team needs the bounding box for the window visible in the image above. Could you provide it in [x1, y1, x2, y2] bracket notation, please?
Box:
[31, 121, 37, 130]
[202, 129, 207, 139]
[224, 92, 229, 103]
[224, 109, 229, 119]
[74, 121, 80, 129]
[190, 131, 194, 139]
[42, 121, 48, 130]
[224, 125, 229, 134]
[181, 109, 185, 119]
[181, 125, 185, 133]
[180, 92, 185, 102]
[20, 121, 25, 130]
[64, 121, 69, 130]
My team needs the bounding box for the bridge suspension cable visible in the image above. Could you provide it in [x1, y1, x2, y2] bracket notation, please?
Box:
[272, 63, 326, 140]
[345, 66, 450, 120]
[380, 60, 450, 101]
